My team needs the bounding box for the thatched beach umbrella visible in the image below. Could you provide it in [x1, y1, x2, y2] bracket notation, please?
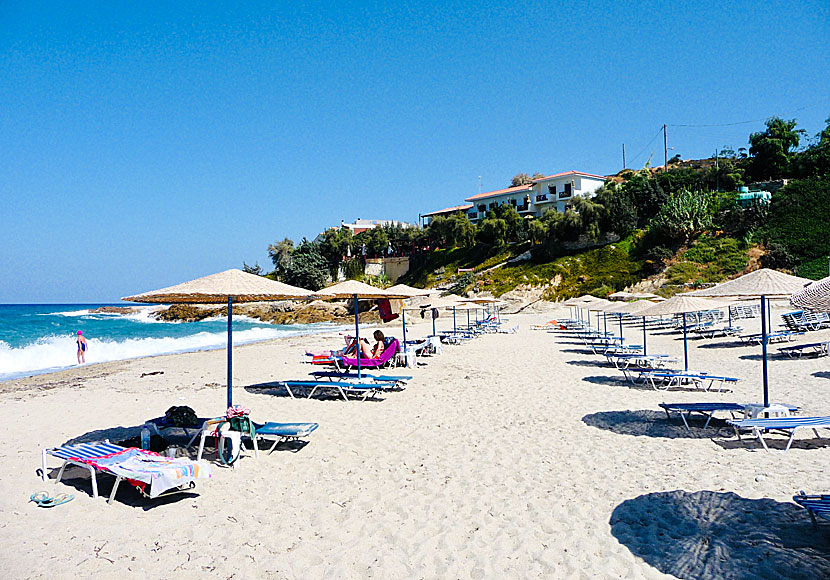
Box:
[587, 298, 614, 333]
[123, 268, 313, 407]
[689, 268, 813, 406]
[315, 280, 408, 377]
[404, 295, 465, 337]
[638, 295, 729, 371]
[603, 299, 664, 355]
[790, 275, 830, 312]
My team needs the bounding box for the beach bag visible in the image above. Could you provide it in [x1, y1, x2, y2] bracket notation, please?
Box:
[164, 405, 199, 427]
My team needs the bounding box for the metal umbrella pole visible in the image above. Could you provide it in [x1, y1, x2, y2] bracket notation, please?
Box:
[227, 296, 233, 408]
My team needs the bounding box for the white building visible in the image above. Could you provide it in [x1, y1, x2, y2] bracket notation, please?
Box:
[463, 171, 607, 223]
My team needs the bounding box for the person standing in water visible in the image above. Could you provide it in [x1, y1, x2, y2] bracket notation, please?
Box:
[76, 330, 88, 364]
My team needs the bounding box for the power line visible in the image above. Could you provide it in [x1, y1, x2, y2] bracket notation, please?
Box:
[627, 126, 664, 167]
[668, 97, 830, 128]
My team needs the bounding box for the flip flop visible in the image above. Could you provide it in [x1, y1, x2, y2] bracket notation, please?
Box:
[30, 491, 74, 507]
[41, 493, 74, 507]
[30, 491, 50, 506]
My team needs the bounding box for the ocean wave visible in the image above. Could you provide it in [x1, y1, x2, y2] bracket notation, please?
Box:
[0, 324, 345, 381]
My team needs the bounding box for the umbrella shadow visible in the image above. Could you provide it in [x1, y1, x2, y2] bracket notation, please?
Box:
[610, 490, 830, 580]
[698, 340, 748, 349]
[566, 359, 614, 368]
[582, 410, 733, 439]
[814, 371, 830, 380]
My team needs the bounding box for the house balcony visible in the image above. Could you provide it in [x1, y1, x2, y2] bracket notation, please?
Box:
[517, 204, 533, 213]
[535, 194, 553, 203]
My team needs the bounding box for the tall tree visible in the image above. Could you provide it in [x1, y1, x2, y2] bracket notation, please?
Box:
[748, 117, 805, 180]
[268, 238, 294, 279]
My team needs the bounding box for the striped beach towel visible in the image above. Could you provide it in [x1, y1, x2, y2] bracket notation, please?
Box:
[76, 448, 210, 498]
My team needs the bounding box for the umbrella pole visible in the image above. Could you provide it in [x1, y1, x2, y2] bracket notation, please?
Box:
[761, 295, 769, 407]
[354, 293, 361, 379]
[453, 307, 457, 335]
[619, 314, 623, 343]
[642, 316, 647, 356]
[227, 296, 233, 409]
[603, 312, 607, 334]
[683, 315, 689, 371]
[432, 308, 436, 337]
[402, 308, 407, 365]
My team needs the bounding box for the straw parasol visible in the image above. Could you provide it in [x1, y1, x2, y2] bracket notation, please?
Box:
[688, 268, 813, 406]
[602, 299, 657, 352]
[790, 275, 830, 312]
[608, 291, 635, 300]
[123, 269, 313, 407]
[403, 295, 465, 337]
[639, 295, 729, 370]
[315, 280, 409, 377]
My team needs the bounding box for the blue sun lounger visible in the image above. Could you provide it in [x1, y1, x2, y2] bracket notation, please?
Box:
[280, 380, 397, 401]
[643, 371, 739, 392]
[726, 416, 830, 452]
[309, 371, 412, 386]
[252, 422, 319, 453]
[794, 492, 830, 527]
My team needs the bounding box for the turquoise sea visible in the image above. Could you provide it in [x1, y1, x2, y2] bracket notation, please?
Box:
[0, 304, 343, 381]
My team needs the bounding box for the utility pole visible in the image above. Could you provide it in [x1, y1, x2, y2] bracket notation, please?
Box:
[715, 149, 719, 192]
[663, 124, 668, 171]
[622, 144, 626, 169]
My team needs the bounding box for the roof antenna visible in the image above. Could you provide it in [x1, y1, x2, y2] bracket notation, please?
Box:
[478, 176, 482, 196]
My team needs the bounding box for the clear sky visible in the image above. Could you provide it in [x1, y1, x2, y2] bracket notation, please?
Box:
[1, 1, 828, 302]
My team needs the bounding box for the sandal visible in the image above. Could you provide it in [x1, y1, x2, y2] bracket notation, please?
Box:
[30, 491, 74, 507]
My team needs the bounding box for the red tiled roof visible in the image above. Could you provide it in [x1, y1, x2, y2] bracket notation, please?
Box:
[465, 184, 532, 202]
[422, 204, 473, 217]
[533, 170, 608, 181]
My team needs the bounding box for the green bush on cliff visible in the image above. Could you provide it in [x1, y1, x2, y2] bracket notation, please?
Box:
[760, 178, 830, 278]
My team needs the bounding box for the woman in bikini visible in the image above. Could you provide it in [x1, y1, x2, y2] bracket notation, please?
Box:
[76, 330, 88, 364]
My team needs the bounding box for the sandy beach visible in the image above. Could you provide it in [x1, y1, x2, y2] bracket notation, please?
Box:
[2, 307, 829, 579]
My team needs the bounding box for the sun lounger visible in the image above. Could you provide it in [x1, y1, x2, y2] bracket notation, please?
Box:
[794, 492, 830, 527]
[659, 402, 798, 431]
[726, 416, 830, 452]
[609, 354, 677, 370]
[778, 342, 830, 358]
[41, 442, 210, 503]
[252, 422, 319, 453]
[644, 371, 738, 392]
[280, 380, 397, 401]
[309, 370, 411, 386]
[738, 331, 804, 345]
[697, 325, 743, 339]
[340, 339, 401, 369]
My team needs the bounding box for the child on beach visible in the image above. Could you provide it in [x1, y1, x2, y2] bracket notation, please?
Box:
[76, 331, 88, 364]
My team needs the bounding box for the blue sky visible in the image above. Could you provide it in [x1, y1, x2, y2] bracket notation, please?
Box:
[1, 1, 828, 302]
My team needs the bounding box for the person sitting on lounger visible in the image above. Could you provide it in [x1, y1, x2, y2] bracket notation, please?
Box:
[360, 330, 386, 359]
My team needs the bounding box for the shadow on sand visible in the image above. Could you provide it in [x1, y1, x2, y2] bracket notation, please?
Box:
[244, 381, 386, 402]
[582, 410, 733, 439]
[610, 490, 830, 580]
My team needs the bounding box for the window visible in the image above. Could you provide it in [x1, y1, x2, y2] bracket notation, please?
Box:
[565, 182, 572, 195]
[467, 212, 478, 219]
[559, 182, 572, 199]
[478, 205, 486, 213]
[535, 193, 548, 202]
[509, 198, 517, 206]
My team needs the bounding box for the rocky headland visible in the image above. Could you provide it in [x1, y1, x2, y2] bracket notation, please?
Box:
[152, 300, 381, 325]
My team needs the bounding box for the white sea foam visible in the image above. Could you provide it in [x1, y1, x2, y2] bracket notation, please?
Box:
[0, 324, 345, 381]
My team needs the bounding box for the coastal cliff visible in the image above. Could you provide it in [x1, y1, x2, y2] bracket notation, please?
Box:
[153, 300, 381, 325]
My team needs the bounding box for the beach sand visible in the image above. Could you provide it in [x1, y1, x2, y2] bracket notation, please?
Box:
[1, 306, 829, 579]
